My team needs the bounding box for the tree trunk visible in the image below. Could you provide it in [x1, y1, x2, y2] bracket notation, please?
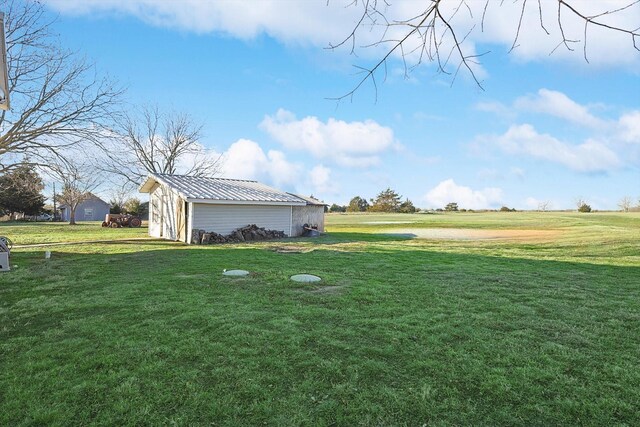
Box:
[69, 208, 77, 225]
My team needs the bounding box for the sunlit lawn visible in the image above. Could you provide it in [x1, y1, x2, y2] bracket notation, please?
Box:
[0, 221, 148, 245]
[1, 212, 639, 425]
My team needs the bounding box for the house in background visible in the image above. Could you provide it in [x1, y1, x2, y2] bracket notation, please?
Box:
[139, 174, 325, 243]
[59, 194, 110, 222]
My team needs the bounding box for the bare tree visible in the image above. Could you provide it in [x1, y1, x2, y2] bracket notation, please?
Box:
[618, 196, 632, 212]
[329, 0, 640, 100]
[538, 200, 551, 212]
[0, 0, 123, 173]
[107, 187, 131, 213]
[49, 159, 103, 225]
[98, 106, 222, 188]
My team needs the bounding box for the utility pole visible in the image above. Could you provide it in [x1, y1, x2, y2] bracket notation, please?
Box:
[0, 12, 10, 110]
[52, 183, 57, 221]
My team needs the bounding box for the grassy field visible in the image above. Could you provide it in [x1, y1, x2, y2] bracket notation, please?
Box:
[1, 212, 639, 425]
[1, 221, 148, 246]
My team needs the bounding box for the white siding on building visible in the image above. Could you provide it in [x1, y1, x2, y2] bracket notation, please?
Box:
[149, 184, 182, 240]
[148, 184, 161, 238]
[191, 204, 292, 236]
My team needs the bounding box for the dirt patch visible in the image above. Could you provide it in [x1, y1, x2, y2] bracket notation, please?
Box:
[361, 221, 416, 225]
[270, 245, 314, 254]
[385, 228, 561, 241]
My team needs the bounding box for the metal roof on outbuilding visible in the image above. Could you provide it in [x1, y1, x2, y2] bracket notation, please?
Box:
[139, 174, 308, 205]
[288, 193, 327, 206]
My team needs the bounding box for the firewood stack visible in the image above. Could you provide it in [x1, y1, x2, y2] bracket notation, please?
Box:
[191, 224, 287, 245]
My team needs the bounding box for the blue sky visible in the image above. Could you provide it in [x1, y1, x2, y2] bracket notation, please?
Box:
[43, 0, 640, 210]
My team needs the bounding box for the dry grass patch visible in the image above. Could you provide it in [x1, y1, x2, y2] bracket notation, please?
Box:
[269, 244, 316, 254]
[386, 227, 562, 241]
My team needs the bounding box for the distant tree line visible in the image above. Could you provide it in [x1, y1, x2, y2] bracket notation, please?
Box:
[326, 193, 640, 214]
[329, 188, 417, 213]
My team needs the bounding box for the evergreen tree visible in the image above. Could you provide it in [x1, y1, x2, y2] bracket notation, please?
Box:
[109, 202, 123, 214]
[0, 163, 46, 218]
[578, 203, 592, 213]
[444, 202, 459, 212]
[398, 198, 417, 213]
[369, 188, 402, 212]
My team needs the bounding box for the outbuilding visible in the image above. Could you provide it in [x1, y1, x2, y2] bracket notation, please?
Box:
[139, 174, 325, 243]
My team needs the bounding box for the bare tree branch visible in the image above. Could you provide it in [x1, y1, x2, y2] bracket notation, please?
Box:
[0, 0, 123, 173]
[329, 0, 640, 101]
[617, 196, 632, 212]
[96, 105, 223, 188]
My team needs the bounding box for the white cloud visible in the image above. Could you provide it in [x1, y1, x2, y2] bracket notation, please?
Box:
[424, 179, 504, 210]
[618, 111, 640, 143]
[466, 0, 640, 68]
[524, 197, 541, 210]
[44, 0, 362, 45]
[171, 142, 222, 175]
[524, 197, 555, 210]
[487, 124, 621, 173]
[308, 164, 338, 195]
[260, 109, 398, 168]
[45, 0, 640, 70]
[476, 90, 640, 169]
[514, 89, 607, 129]
[264, 150, 300, 187]
[221, 138, 301, 187]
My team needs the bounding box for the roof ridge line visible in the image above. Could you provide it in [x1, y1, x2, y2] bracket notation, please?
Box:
[153, 173, 258, 183]
[142, 174, 306, 204]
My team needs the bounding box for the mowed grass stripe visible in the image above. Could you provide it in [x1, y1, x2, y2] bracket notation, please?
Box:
[1, 212, 639, 425]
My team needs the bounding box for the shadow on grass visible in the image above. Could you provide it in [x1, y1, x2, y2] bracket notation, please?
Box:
[300, 231, 415, 245]
[1, 240, 640, 426]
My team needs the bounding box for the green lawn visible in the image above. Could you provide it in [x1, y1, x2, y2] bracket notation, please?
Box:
[0, 221, 149, 245]
[1, 212, 639, 425]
